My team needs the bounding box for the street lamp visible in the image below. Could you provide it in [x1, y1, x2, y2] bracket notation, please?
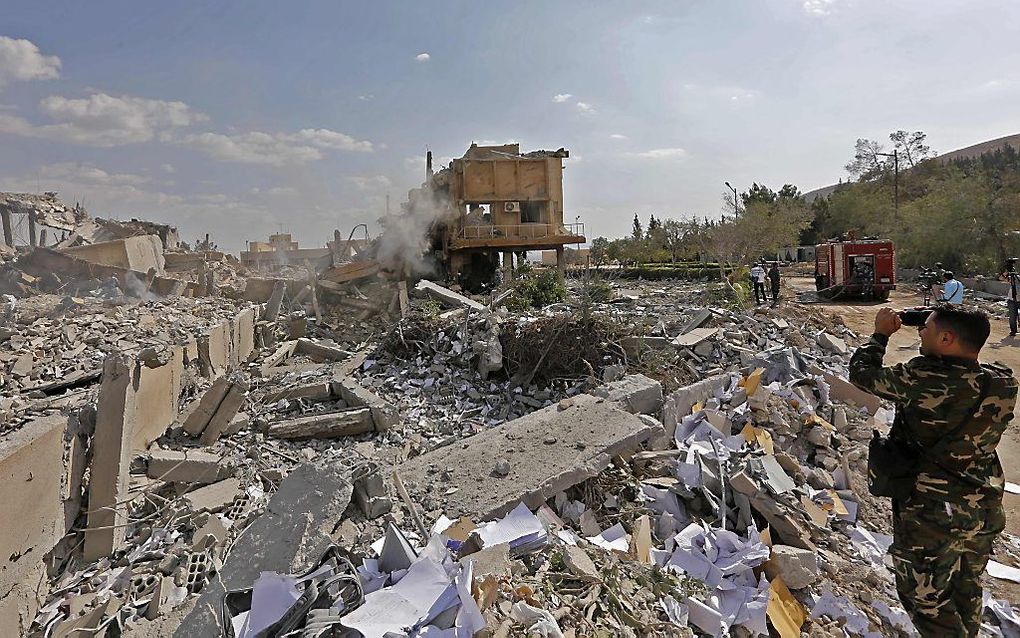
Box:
[724, 181, 739, 215]
[875, 150, 899, 219]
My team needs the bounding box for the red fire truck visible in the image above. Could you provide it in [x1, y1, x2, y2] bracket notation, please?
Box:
[814, 236, 896, 300]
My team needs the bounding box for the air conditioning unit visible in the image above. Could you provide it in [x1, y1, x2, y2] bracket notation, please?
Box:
[504, 201, 521, 213]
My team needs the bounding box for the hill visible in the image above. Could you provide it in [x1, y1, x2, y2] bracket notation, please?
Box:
[802, 132, 1020, 201]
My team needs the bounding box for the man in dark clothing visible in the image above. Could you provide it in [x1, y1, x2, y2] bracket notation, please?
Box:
[767, 263, 780, 304]
[1002, 258, 1018, 336]
[849, 305, 1018, 637]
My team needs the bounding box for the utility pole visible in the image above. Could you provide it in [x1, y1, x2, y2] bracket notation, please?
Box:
[724, 181, 739, 215]
[876, 150, 899, 220]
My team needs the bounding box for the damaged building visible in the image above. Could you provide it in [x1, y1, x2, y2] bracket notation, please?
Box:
[400, 143, 586, 288]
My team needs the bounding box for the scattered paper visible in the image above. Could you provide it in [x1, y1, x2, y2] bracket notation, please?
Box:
[586, 523, 630, 553]
[1005, 481, 1020, 495]
[987, 560, 1020, 584]
[982, 592, 1020, 637]
[510, 601, 564, 638]
[475, 503, 547, 550]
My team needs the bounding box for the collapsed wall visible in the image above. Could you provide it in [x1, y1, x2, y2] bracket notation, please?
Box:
[0, 300, 259, 636]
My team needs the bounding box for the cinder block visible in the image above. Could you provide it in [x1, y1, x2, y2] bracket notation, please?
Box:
[332, 378, 397, 431]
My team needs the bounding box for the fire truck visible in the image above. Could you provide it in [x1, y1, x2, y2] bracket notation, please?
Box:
[814, 235, 896, 300]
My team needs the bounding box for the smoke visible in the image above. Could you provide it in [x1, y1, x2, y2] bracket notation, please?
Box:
[121, 270, 162, 302]
[373, 183, 449, 277]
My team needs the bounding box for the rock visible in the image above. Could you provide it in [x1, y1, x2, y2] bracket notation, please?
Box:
[805, 426, 830, 447]
[492, 459, 511, 477]
[817, 332, 848, 355]
[767, 545, 818, 589]
[602, 364, 626, 383]
[832, 408, 848, 432]
[562, 545, 600, 582]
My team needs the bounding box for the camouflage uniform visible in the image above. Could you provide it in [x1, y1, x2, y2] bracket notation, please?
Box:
[849, 333, 1018, 637]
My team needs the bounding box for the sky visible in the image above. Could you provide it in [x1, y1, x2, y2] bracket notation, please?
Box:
[1, 1, 1019, 252]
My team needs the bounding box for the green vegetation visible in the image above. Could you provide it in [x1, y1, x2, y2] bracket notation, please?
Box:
[505, 264, 567, 311]
[807, 132, 1020, 272]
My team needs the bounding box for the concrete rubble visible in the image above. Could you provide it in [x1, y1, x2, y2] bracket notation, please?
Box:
[1, 204, 1017, 638]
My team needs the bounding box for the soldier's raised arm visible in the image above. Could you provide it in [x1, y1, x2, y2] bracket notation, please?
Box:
[849, 308, 916, 402]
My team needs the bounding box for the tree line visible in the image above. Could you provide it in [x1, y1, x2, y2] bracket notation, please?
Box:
[589, 130, 1020, 275]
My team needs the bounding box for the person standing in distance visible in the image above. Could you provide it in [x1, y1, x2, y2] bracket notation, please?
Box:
[849, 305, 1017, 637]
[1002, 258, 1019, 336]
[749, 261, 766, 305]
[940, 271, 965, 305]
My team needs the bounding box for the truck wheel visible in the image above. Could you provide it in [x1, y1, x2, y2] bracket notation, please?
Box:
[875, 290, 889, 301]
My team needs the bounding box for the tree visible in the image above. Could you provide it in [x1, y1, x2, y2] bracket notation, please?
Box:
[631, 214, 643, 241]
[889, 130, 935, 168]
[647, 214, 661, 235]
[661, 219, 687, 264]
[589, 236, 610, 269]
[846, 138, 888, 180]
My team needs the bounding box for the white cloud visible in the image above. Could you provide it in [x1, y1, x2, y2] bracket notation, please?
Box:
[415, 53, 431, 62]
[348, 175, 392, 191]
[0, 91, 205, 146]
[358, 94, 374, 101]
[628, 147, 688, 160]
[576, 101, 596, 113]
[161, 163, 175, 174]
[291, 127, 374, 152]
[0, 36, 61, 87]
[681, 83, 760, 105]
[609, 133, 628, 140]
[552, 93, 572, 103]
[37, 162, 149, 186]
[803, 0, 837, 15]
[181, 127, 374, 166]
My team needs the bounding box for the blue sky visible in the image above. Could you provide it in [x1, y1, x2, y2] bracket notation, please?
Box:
[1, 1, 1019, 251]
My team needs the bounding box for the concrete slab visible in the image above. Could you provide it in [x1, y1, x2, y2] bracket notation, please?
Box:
[332, 377, 398, 430]
[591, 374, 663, 416]
[84, 355, 138, 561]
[197, 320, 231, 378]
[63, 235, 165, 274]
[146, 450, 231, 484]
[396, 393, 658, 521]
[809, 365, 881, 415]
[181, 378, 231, 437]
[673, 327, 719, 348]
[182, 478, 240, 513]
[415, 279, 485, 311]
[266, 408, 374, 439]
[0, 415, 67, 637]
[679, 308, 714, 334]
[198, 380, 248, 445]
[175, 461, 352, 637]
[132, 345, 185, 450]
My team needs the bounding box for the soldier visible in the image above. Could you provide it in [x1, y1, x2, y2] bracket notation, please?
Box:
[768, 262, 781, 304]
[849, 305, 1018, 637]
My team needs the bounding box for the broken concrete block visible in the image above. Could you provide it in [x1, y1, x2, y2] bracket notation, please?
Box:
[620, 335, 670, 360]
[816, 332, 848, 355]
[811, 365, 877, 416]
[765, 545, 818, 589]
[266, 408, 374, 439]
[263, 280, 286, 321]
[199, 380, 248, 445]
[262, 383, 333, 404]
[333, 377, 398, 431]
[679, 308, 713, 334]
[396, 393, 658, 521]
[181, 378, 231, 437]
[592, 374, 663, 416]
[662, 374, 730, 440]
[415, 279, 486, 311]
[197, 320, 231, 378]
[147, 450, 231, 484]
[673, 327, 719, 348]
[182, 478, 240, 513]
[177, 461, 352, 635]
[353, 469, 392, 519]
[562, 545, 600, 582]
[295, 338, 348, 362]
[63, 234, 165, 273]
[84, 355, 138, 562]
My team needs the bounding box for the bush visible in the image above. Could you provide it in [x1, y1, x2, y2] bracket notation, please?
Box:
[505, 266, 567, 310]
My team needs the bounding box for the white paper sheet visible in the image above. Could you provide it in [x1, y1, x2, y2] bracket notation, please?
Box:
[987, 560, 1020, 584]
[475, 503, 547, 549]
[239, 572, 302, 638]
[586, 523, 629, 553]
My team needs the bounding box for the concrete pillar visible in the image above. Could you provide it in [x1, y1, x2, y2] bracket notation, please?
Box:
[1, 208, 13, 246]
[502, 252, 513, 278]
[28, 211, 37, 247]
[84, 355, 138, 561]
[556, 246, 566, 277]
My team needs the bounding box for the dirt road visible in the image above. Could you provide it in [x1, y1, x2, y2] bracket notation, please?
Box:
[785, 274, 1020, 601]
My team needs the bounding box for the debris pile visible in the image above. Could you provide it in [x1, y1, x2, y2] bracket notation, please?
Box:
[3, 237, 1018, 638]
